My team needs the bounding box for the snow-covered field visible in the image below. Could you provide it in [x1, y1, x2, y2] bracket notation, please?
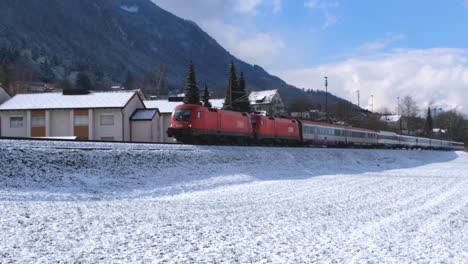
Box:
[0, 140, 467, 262]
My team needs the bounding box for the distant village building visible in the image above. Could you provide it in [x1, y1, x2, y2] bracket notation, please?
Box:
[380, 114, 407, 131]
[291, 110, 327, 121]
[144, 98, 224, 142]
[248, 89, 285, 116]
[0, 85, 11, 105]
[7, 81, 58, 96]
[0, 91, 164, 142]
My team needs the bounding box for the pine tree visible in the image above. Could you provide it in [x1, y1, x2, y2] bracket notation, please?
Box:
[202, 84, 212, 108]
[124, 70, 135, 90]
[183, 62, 201, 105]
[39, 60, 54, 83]
[237, 72, 251, 112]
[423, 107, 433, 137]
[223, 61, 237, 110]
[76, 72, 92, 91]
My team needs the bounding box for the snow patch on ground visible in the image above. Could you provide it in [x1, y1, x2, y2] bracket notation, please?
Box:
[0, 140, 467, 262]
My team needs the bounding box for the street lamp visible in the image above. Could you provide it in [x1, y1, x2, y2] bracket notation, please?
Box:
[355, 90, 360, 108]
[324, 77, 328, 122]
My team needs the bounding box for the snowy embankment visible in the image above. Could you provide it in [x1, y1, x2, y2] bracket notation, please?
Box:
[0, 140, 458, 200]
[0, 139, 467, 262]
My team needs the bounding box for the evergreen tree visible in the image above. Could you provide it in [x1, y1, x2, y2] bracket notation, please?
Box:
[202, 84, 212, 108]
[423, 107, 433, 137]
[0, 65, 9, 88]
[76, 72, 92, 91]
[183, 62, 201, 105]
[39, 60, 54, 83]
[223, 61, 237, 110]
[124, 70, 135, 90]
[237, 72, 251, 112]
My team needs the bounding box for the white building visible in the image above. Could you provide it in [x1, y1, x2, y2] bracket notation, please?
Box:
[144, 98, 224, 142]
[0, 91, 164, 142]
[248, 89, 285, 116]
[130, 109, 163, 142]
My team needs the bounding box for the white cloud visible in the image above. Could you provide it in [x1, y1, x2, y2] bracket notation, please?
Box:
[278, 48, 468, 114]
[236, 0, 263, 15]
[272, 0, 282, 14]
[305, 0, 339, 9]
[151, 0, 285, 67]
[305, 0, 340, 30]
[360, 33, 405, 51]
[322, 10, 338, 29]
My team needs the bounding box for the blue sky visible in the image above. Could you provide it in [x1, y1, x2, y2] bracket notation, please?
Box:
[152, 0, 468, 113]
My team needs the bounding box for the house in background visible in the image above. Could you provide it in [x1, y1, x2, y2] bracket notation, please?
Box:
[380, 114, 408, 131]
[144, 98, 224, 142]
[248, 89, 285, 116]
[0, 85, 11, 105]
[0, 90, 164, 142]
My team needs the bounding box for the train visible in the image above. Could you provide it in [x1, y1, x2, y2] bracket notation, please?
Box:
[167, 104, 465, 150]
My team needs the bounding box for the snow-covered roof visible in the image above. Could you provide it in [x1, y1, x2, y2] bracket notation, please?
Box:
[131, 109, 159, 121]
[433, 128, 447, 134]
[249, 89, 278, 105]
[380, 115, 401, 122]
[0, 86, 11, 104]
[0, 91, 138, 110]
[144, 99, 225, 113]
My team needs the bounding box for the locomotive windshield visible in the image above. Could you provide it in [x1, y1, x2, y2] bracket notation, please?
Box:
[173, 109, 192, 121]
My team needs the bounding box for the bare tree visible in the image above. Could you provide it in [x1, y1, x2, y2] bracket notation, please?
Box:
[398, 95, 419, 133]
[399, 95, 419, 118]
[436, 110, 466, 141]
[141, 64, 168, 97]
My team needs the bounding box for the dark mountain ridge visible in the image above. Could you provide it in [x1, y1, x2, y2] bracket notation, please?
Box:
[0, 0, 353, 108]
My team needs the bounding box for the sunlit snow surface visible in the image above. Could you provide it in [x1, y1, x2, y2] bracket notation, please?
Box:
[0, 140, 467, 262]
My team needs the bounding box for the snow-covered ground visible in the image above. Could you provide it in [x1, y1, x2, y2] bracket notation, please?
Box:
[0, 140, 467, 262]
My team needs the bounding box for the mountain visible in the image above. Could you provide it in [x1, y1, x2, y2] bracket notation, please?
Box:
[0, 0, 352, 107]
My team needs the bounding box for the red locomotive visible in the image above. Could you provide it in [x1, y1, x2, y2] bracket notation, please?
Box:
[167, 104, 300, 145]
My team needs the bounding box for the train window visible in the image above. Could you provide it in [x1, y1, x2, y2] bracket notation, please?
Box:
[173, 109, 192, 121]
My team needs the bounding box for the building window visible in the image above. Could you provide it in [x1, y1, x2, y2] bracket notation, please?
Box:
[100, 115, 114, 126]
[10, 117, 24, 128]
[31, 116, 45, 127]
[74, 115, 89, 126]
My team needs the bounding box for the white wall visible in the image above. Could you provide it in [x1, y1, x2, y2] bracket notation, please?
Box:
[0, 111, 28, 137]
[131, 121, 152, 142]
[160, 113, 176, 143]
[93, 109, 123, 141]
[122, 95, 145, 141]
[50, 110, 71, 137]
[131, 114, 163, 143]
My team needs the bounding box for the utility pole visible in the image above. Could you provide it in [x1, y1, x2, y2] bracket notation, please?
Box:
[370, 94, 374, 112]
[356, 90, 360, 108]
[397, 97, 402, 133]
[324, 77, 328, 122]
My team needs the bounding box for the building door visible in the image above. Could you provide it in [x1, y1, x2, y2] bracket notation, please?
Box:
[31, 110, 46, 137]
[73, 109, 89, 139]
